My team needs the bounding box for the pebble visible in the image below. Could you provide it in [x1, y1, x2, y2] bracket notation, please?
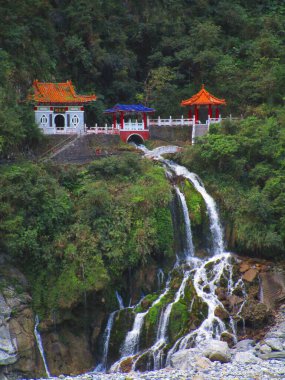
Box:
[33, 306, 285, 380]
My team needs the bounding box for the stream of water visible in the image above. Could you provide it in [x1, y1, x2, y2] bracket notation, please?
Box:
[95, 145, 244, 372]
[34, 315, 50, 378]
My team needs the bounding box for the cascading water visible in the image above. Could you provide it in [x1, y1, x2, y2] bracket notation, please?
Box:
[174, 186, 195, 260]
[95, 290, 127, 372]
[95, 311, 117, 372]
[150, 269, 191, 370]
[120, 278, 171, 358]
[34, 315, 50, 378]
[103, 145, 246, 372]
[115, 291, 124, 310]
[157, 268, 165, 290]
[167, 162, 224, 255]
[120, 312, 147, 357]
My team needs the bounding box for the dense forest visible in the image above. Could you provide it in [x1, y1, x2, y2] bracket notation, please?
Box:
[1, 0, 285, 154]
[1, 0, 285, 314]
[0, 155, 173, 314]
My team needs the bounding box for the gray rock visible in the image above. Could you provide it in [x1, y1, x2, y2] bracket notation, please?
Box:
[195, 356, 212, 370]
[264, 338, 283, 351]
[234, 339, 255, 352]
[202, 340, 231, 363]
[259, 344, 272, 354]
[234, 351, 260, 364]
[259, 351, 285, 360]
[266, 331, 285, 339]
[170, 348, 199, 371]
[0, 350, 18, 365]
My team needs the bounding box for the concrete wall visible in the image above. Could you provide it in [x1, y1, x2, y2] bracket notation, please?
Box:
[51, 134, 122, 163]
[149, 125, 192, 142]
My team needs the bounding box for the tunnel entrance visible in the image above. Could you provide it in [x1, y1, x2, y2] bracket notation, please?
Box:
[127, 134, 144, 145]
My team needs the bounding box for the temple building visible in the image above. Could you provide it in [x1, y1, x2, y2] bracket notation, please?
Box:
[181, 84, 226, 123]
[30, 80, 96, 134]
[181, 84, 226, 142]
[103, 104, 155, 143]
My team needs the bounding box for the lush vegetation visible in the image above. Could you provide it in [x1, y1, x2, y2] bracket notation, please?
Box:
[179, 108, 285, 257]
[0, 154, 174, 314]
[1, 0, 285, 155]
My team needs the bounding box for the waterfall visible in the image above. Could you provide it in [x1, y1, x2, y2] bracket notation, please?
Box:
[150, 269, 191, 369]
[137, 145, 224, 255]
[120, 311, 147, 357]
[95, 290, 126, 372]
[108, 145, 242, 372]
[174, 186, 195, 260]
[34, 316, 50, 378]
[157, 268, 165, 290]
[115, 291, 124, 310]
[120, 278, 171, 358]
[167, 162, 224, 255]
[95, 311, 117, 372]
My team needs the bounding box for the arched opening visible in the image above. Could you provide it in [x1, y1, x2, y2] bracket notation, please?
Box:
[55, 114, 65, 129]
[127, 134, 144, 145]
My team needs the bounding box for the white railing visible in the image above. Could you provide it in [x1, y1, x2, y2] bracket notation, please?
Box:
[122, 120, 145, 130]
[148, 116, 195, 127]
[41, 127, 80, 135]
[87, 124, 120, 135]
[208, 117, 221, 124]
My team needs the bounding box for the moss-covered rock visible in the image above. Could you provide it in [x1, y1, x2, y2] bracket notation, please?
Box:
[168, 278, 208, 346]
[176, 179, 210, 253]
[108, 308, 135, 364]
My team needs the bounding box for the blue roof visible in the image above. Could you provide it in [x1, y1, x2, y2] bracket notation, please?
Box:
[104, 104, 155, 113]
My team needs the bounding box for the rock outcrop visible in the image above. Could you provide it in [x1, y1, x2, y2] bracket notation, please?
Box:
[202, 340, 231, 363]
[0, 261, 45, 379]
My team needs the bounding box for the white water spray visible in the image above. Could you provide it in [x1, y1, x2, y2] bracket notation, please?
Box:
[168, 162, 224, 255]
[120, 278, 171, 358]
[174, 186, 195, 259]
[115, 291, 124, 310]
[108, 145, 245, 372]
[34, 316, 50, 378]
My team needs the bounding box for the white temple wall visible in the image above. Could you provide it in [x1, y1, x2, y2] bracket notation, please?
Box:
[35, 106, 85, 134]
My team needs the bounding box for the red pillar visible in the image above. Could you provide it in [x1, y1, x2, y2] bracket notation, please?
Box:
[215, 107, 220, 119]
[208, 104, 213, 119]
[113, 113, 117, 129]
[143, 112, 147, 130]
[120, 112, 124, 129]
[194, 105, 199, 123]
[188, 108, 192, 119]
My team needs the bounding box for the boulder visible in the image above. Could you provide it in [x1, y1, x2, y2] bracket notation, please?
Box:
[202, 340, 231, 363]
[264, 338, 283, 352]
[228, 295, 244, 307]
[259, 344, 272, 354]
[242, 268, 258, 282]
[239, 263, 250, 273]
[215, 287, 227, 301]
[214, 306, 229, 320]
[195, 356, 212, 370]
[220, 331, 236, 347]
[171, 348, 199, 370]
[0, 351, 18, 366]
[234, 339, 254, 352]
[234, 351, 260, 364]
[259, 351, 285, 360]
[240, 301, 270, 327]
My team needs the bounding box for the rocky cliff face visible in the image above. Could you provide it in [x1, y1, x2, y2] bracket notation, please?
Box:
[0, 255, 162, 378]
[0, 258, 44, 379]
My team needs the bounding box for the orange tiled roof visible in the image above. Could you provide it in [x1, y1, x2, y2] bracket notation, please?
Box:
[29, 80, 96, 104]
[181, 85, 226, 106]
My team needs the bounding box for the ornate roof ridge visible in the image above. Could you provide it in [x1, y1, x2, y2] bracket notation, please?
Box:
[181, 85, 226, 106]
